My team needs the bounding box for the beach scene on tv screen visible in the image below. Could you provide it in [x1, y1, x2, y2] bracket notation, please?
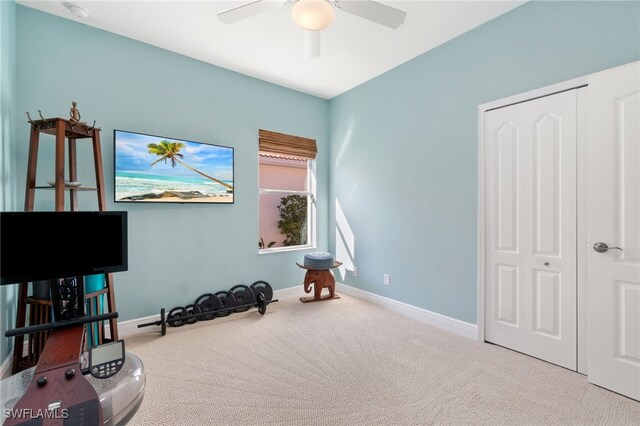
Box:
[115, 131, 234, 203]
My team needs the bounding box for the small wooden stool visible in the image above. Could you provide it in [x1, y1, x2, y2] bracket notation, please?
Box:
[297, 261, 342, 303]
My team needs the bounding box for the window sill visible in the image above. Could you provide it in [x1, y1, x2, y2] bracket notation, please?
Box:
[258, 245, 316, 255]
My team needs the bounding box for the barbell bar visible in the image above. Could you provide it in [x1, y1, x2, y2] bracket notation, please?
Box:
[137, 292, 277, 336]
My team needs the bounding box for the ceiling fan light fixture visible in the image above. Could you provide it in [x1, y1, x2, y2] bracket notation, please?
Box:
[291, 0, 335, 31]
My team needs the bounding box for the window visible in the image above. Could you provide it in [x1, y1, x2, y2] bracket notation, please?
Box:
[258, 129, 317, 252]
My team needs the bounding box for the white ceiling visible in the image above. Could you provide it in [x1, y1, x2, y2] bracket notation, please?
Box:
[17, 1, 525, 99]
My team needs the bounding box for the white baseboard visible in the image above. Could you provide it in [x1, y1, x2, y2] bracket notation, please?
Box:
[272, 285, 304, 301]
[105, 284, 477, 340]
[1, 350, 13, 379]
[336, 283, 478, 339]
[110, 313, 160, 338]
[107, 285, 303, 338]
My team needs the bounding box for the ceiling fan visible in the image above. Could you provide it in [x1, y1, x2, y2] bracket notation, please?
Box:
[217, 0, 407, 59]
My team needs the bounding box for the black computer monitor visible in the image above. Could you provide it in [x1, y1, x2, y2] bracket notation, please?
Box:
[1, 211, 128, 285]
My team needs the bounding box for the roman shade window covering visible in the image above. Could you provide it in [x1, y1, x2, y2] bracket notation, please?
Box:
[259, 129, 317, 160]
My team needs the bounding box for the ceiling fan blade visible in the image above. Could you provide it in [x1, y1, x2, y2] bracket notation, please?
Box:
[304, 30, 321, 60]
[335, 0, 407, 29]
[218, 0, 285, 24]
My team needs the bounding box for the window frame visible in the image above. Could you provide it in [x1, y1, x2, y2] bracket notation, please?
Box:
[258, 156, 316, 254]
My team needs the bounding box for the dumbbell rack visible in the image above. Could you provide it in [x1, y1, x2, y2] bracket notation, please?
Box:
[138, 281, 277, 336]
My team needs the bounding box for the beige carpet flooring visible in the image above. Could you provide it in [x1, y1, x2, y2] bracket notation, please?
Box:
[125, 294, 640, 425]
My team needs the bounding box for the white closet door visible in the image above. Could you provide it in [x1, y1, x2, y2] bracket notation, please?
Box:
[587, 61, 640, 401]
[485, 89, 577, 370]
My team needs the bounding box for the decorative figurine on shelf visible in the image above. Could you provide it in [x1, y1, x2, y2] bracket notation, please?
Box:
[69, 101, 82, 124]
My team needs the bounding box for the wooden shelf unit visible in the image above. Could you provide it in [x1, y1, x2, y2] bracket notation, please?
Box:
[12, 117, 119, 374]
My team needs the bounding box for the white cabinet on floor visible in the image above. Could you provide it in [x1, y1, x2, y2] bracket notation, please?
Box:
[479, 61, 639, 401]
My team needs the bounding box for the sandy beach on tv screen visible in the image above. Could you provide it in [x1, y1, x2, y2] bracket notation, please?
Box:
[139, 195, 233, 203]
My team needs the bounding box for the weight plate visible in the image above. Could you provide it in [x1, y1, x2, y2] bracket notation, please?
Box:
[214, 291, 236, 317]
[250, 281, 273, 302]
[230, 284, 255, 313]
[257, 292, 267, 315]
[195, 293, 221, 321]
[167, 306, 187, 327]
[184, 303, 201, 325]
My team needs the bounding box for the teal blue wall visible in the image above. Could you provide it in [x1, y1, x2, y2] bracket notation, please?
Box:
[1, 0, 17, 362]
[13, 6, 329, 327]
[329, 1, 640, 323]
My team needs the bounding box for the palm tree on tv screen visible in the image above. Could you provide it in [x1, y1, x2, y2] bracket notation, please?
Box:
[147, 140, 233, 191]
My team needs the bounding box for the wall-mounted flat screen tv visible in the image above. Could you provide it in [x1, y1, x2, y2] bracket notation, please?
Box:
[0, 211, 128, 285]
[114, 129, 234, 204]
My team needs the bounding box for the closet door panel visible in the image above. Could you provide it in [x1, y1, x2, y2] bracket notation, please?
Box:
[533, 270, 561, 338]
[533, 113, 561, 257]
[525, 92, 577, 369]
[485, 108, 527, 353]
[587, 61, 640, 401]
[496, 122, 520, 253]
[485, 90, 577, 370]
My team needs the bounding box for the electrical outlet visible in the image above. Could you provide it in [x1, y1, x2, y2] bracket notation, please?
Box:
[352, 267, 358, 277]
[383, 274, 390, 285]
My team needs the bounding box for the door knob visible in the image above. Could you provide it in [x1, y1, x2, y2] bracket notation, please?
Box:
[593, 242, 623, 253]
